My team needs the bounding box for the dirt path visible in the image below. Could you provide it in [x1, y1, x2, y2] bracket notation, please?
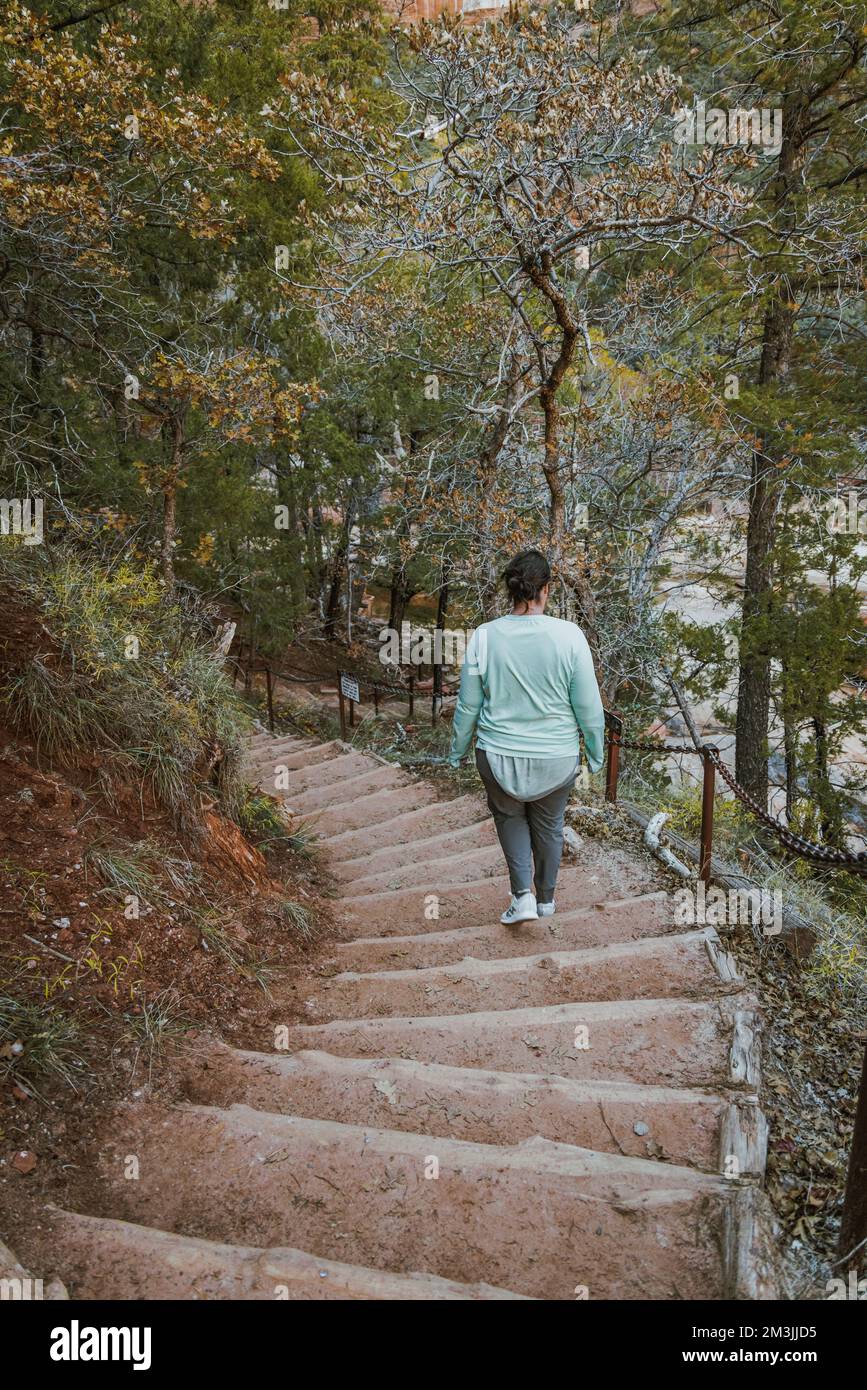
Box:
[33, 731, 784, 1300]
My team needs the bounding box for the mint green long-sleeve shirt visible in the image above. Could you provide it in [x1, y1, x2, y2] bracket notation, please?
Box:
[448, 614, 605, 771]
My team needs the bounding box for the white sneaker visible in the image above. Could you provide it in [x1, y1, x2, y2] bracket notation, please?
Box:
[538, 902, 555, 917]
[501, 892, 538, 924]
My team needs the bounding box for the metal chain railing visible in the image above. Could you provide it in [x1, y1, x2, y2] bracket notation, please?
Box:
[604, 707, 867, 878]
[607, 707, 867, 1265]
[709, 749, 867, 876]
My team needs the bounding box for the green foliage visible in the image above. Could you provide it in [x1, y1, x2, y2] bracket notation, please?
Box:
[124, 989, 189, 1075]
[0, 543, 250, 827]
[236, 790, 290, 841]
[84, 843, 162, 906]
[663, 784, 752, 859]
[277, 900, 315, 940]
[0, 995, 85, 1097]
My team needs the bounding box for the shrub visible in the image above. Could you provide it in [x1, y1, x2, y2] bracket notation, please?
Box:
[0, 543, 250, 828]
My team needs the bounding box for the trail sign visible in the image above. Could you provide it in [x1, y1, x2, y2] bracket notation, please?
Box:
[339, 673, 360, 703]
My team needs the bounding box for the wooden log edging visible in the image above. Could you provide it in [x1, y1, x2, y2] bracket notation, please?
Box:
[616, 797, 817, 960]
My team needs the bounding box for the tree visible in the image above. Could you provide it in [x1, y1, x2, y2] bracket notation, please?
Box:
[278, 4, 753, 662]
[637, 0, 867, 804]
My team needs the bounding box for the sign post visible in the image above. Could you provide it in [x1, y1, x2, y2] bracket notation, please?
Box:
[339, 672, 360, 735]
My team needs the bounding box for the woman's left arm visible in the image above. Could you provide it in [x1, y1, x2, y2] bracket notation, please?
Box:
[569, 630, 605, 772]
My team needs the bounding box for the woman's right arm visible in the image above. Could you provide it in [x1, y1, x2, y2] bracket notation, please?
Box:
[448, 628, 484, 766]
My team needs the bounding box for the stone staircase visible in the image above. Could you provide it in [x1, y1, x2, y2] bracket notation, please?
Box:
[44, 730, 782, 1300]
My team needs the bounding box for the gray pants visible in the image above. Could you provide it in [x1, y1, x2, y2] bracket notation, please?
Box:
[476, 750, 575, 904]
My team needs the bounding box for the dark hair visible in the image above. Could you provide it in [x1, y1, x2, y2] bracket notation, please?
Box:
[502, 549, 551, 606]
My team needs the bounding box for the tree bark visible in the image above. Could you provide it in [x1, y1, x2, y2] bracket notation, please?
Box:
[160, 415, 184, 590]
[161, 483, 177, 588]
[735, 434, 780, 802]
[734, 99, 803, 804]
[525, 253, 600, 666]
[432, 575, 449, 707]
[388, 568, 416, 634]
[323, 495, 356, 640]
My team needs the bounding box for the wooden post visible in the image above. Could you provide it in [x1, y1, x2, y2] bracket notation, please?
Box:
[349, 693, 355, 728]
[840, 1038, 867, 1268]
[605, 714, 621, 804]
[373, 685, 379, 716]
[337, 672, 347, 741]
[699, 748, 717, 885]
[408, 673, 415, 719]
[265, 667, 275, 734]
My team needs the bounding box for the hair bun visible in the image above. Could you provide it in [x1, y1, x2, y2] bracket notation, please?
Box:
[507, 574, 534, 601]
[502, 549, 551, 606]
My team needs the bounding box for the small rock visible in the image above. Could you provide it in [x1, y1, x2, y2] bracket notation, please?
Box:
[633, 1121, 650, 1137]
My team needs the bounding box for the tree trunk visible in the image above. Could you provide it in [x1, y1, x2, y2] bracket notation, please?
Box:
[432, 575, 449, 707]
[477, 364, 521, 619]
[524, 256, 601, 667]
[160, 415, 184, 590]
[323, 497, 355, 641]
[161, 484, 177, 589]
[781, 675, 797, 822]
[734, 101, 803, 804]
[388, 568, 416, 634]
[735, 438, 779, 802]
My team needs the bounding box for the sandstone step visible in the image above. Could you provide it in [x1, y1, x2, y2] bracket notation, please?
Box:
[245, 740, 345, 775]
[248, 733, 311, 750]
[331, 818, 497, 882]
[319, 795, 485, 859]
[338, 842, 509, 894]
[0, 1237, 67, 1300]
[180, 1043, 766, 1174]
[304, 783, 440, 838]
[245, 736, 312, 758]
[338, 866, 622, 935]
[280, 995, 761, 1090]
[285, 764, 410, 815]
[94, 1103, 756, 1299]
[298, 930, 741, 1023]
[48, 1210, 528, 1300]
[333, 893, 673, 970]
[256, 750, 383, 797]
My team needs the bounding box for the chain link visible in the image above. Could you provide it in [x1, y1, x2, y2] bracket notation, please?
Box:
[708, 749, 867, 873]
[618, 737, 700, 756]
[610, 722, 867, 874]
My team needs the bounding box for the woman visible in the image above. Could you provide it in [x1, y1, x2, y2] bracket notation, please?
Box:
[448, 550, 605, 924]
